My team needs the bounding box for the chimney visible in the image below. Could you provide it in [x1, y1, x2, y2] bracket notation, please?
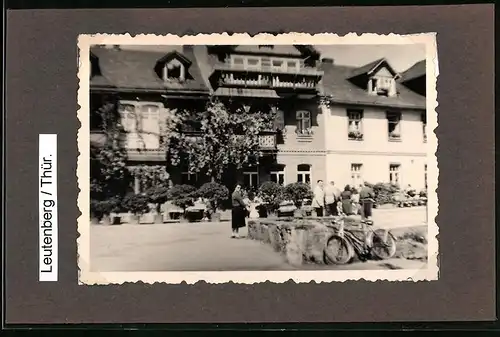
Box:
[321, 58, 334, 64]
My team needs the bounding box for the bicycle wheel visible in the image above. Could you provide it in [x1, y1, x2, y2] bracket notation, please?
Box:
[369, 229, 397, 260]
[324, 235, 355, 265]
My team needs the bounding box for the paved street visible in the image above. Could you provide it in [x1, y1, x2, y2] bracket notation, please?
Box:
[90, 207, 428, 272]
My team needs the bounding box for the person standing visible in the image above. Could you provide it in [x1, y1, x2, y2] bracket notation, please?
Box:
[340, 185, 353, 215]
[325, 181, 341, 216]
[311, 180, 325, 217]
[359, 182, 375, 219]
[231, 184, 248, 238]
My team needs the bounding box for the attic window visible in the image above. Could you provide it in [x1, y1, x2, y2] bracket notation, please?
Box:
[162, 59, 185, 81]
[370, 76, 396, 97]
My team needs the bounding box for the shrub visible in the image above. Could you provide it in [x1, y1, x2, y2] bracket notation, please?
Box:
[258, 181, 286, 213]
[284, 182, 313, 207]
[167, 184, 197, 210]
[419, 189, 428, 198]
[196, 182, 229, 212]
[367, 182, 401, 205]
[122, 193, 151, 215]
[146, 185, 170, 213]
[90, 197, 121, 219]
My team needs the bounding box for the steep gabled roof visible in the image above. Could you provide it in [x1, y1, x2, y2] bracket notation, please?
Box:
[349, 58, 400, 79]
[89, 46, 210, 93]
[399, 60, 426, 82]
[320, 61, 425, 110]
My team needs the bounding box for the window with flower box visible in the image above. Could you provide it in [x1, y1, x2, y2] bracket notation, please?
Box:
[387, 111, 402, 141]
[347, 109, 364, 140]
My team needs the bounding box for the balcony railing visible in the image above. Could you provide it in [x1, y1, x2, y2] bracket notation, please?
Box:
[183, 132, 277, 151]
[213, 63, 324, 76]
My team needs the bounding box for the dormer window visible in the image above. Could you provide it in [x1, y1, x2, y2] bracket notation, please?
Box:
[369, 76, 396, 97]
[162, 59, 185, 82]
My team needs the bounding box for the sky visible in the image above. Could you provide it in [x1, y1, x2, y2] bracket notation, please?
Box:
[120, 44, 425, 72]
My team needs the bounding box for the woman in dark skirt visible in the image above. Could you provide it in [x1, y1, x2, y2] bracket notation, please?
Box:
[340, 185, 353, 215]
[231, 184, 248, 238]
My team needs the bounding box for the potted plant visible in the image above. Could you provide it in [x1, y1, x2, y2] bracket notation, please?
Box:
[122, 193, 151, 224]
[90, 197, 121, 225]
[196, 182, 229, 222]
[284, 182, 313, 209]
[257, 181, 285, 218]
[167, 184, 197, 222]
[146, 185, 170, 224]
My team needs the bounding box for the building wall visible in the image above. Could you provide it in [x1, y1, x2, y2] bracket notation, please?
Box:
[324, 103, 428, 190]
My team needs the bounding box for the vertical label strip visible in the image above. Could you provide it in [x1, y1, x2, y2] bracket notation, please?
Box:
[39, 134, 58, 281]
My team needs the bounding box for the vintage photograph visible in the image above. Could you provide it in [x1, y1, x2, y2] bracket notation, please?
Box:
[77, 33, 439, 284]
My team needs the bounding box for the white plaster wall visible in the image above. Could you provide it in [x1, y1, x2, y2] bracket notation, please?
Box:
[324, 103, 428, 190]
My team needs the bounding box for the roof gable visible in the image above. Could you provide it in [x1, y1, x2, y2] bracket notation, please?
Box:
[349, 58, 400, 79]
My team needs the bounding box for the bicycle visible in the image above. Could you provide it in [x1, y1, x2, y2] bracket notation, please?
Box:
[324, 216, 397, 265]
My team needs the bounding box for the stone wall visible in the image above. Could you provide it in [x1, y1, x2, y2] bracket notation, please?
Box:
[247, 217, 428, 266]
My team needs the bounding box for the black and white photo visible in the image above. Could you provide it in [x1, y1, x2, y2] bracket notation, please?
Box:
[77, 33, 439, 284]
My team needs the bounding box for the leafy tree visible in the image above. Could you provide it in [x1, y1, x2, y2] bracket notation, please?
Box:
[166, 100, 277, 180]
[122, 193, 151, 216]
[90, 97, 130, 202]
[146, 185, 170, 213]
[167, 184, 197, 211]
[197, 182, 229, 212]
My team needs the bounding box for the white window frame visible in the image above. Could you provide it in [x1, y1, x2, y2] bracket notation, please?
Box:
[297, 164, 312, 185]
[231, 55, 261, 70]
[243, 171, 259, 189]
[119, 101, 163, 149]
[389, 164, 401, 185]
[270, 170, 286, 186]
[296, 110, 312, 134]
[162, 59, 185, 81]
[347, 109, 364, 140]
[387, 111, 402, 141]
[351, 163, 363, 187]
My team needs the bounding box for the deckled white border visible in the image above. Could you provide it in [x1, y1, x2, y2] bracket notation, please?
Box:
[77, 32, 439, 285]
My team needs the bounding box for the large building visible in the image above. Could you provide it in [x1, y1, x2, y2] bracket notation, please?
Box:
[89, 44, 427, 193]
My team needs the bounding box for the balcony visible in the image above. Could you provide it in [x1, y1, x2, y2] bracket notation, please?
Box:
[125, 148, 166, 162]
[212, 64, 323, 92]
[183, 132, 277, 151]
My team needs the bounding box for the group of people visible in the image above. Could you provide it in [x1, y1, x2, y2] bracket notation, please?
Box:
[312, 180, 376, 219]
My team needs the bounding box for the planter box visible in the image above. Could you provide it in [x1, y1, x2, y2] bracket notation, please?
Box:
[210, 212, 221, 222]
[154, 213, 164, 224]
[101, 214, 112, 226]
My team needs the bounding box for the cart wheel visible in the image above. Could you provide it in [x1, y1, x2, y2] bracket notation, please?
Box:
[369, 230, 397, 260]
[324, 235, 355, 265]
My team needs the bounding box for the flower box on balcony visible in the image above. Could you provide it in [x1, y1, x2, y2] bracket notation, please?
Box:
[348, 130, 364, 141]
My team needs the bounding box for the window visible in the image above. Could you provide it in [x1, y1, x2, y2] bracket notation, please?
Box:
[232, 56, 244, 66]
[347, 109, 364, 140]
[387, 111, 402, 140]
[243, 170, 259, 189]
[389, 164, 401, 185]
[181, 172, 198, 186]
[246, 57, 260, 68]
[270, 170, 285, 186]
[162, 59, 185, 81]
[297, 164, 311, 185]
[118, 103, 137, 132]
[286, 60, 299, 71]
[351, 164, 363, 187]
[296, 110, 312, 135]
[139, 104, 161, 149]
[371, 76, 396, 96]
[422, 112, 427, 142]
[271, 59, 284, 71]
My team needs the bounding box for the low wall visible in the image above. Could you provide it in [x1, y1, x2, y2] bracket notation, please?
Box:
[247, 217, 428, 266]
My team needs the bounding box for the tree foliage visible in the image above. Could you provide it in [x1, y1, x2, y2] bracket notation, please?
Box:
[283, 182, 313, 207]
[258, 181, 286, 212]
[167, 184, 197, 210]
[197, 182, 230, 212]
[90, 97, 130, 201]
[166, 100, 278, 180]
